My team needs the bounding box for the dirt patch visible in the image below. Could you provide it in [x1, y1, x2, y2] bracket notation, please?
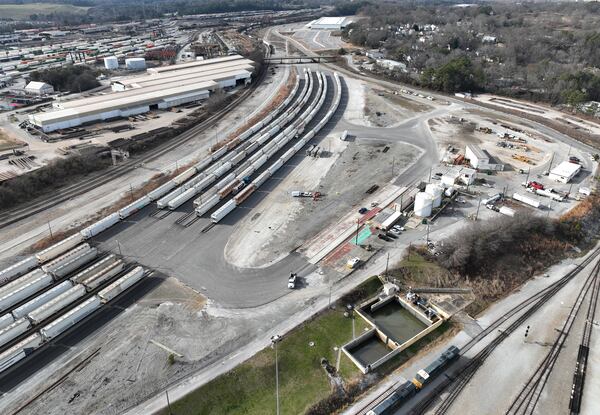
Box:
[0, 127, 25, 152]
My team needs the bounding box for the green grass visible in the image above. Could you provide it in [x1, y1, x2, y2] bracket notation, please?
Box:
[0, 3, 89, 20]
[389, 251, 449, 286]
[164, 278, 382, 415]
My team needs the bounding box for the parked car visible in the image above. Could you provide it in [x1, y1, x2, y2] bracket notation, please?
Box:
[288, 273, 298, 289]
[378, 234, 392, 242]
[389, 227, 401, 236]
[358, 207, 368, 214]
[347, 257, 360, 269]
[392, 225, 405, 232]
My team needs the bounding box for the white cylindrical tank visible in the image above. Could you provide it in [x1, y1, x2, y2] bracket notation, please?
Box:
[414, 192, 434, 217]
[104, 56, 118, 70]
[425, 184, 443, 208]
[125, 57, 146, 70]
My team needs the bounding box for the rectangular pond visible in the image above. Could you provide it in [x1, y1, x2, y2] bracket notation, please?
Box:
[366, 300, 428, 344]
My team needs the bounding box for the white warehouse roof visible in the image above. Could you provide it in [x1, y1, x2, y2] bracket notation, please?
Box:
[550, 161, 581, 179]
[306, 16, 353, 29]
[147, 54, 249, 74]
[25, 81, 53, 91]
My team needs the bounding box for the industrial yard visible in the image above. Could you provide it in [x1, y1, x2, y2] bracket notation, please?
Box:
[0, 6, 599, 415]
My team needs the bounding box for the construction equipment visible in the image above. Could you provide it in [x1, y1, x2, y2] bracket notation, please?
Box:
[512, 154, 536, 165]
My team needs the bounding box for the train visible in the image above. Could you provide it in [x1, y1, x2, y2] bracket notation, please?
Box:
[367, 345, 460, 415]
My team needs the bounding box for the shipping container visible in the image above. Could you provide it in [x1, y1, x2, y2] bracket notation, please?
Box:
[118, 196, 151, 219]
[0, 274, 53, 313]
[97, 266, 145, 303]
[0, 318, 31, 348]
[0, 256, 38, 287]
[211, 200, 236, 223]
[499, 206, 516, 217]
[27, 284, 86, 325]
[36, 233, 85, 264]
[40, 296, 101, 341]
[12, 280, 73, 319]
[81, 261, 124, 291]
[80, 213, 120, 239]
[0, 333, 43, 373]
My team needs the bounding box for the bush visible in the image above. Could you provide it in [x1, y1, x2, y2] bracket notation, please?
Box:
[30, 64, 100, 93]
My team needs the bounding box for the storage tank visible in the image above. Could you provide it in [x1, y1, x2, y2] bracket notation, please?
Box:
[414, 192, 434, 217]
[103, 56, 118, 70]
[125, 57, 146, 70]
[425, 184, 443, 208]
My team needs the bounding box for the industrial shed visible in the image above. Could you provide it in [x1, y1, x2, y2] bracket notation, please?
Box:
[465, 144, 505, 171]
[24, 81, 54, 95]
[29, 55, 254, 132]
[306, 16, 353, 30]
[549, 161, 581, 183]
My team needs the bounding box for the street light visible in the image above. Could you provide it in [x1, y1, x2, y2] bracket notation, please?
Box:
[271, 334, 282, 415]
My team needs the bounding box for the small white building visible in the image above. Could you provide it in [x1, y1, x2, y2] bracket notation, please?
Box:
[465, 144, 504, 171]
[104, 56, 119, 70]
[125, 58, 146, 71]
[24, 81, 54, 95]
[376, 59, 407, 72]
[306, 16, 353, 30]
[549, 161, 581, 183]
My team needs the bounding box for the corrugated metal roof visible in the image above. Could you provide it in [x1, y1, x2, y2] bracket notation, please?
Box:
[56, 68, 248, 109]
[32, 80, 218, 124]
[147, 55, 247, 73]
[117, 62, 254, 88]
[466, 144, 488, 161]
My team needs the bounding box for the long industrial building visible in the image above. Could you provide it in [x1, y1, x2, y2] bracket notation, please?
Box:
[29, 55, 255, 132]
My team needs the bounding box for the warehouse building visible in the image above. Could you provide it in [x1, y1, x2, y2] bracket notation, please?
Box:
[29, 55, 254, 132]
[306, 16, 353, 30]
[549, 161, 581, 183]
[24, 81, 54, 95]
[465, 144, 505, 171]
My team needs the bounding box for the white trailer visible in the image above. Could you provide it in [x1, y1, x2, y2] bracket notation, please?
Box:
[0, 256, 38, 286]
[0, 333, 43, 373]
[40, 296, 101, 341]
[97, 266, 145, 303]
[27, 285, 86, 325]
[0, 318, 31, 348]
[513, 193, 541, 209]
[36, 233, 85, 264]
[12, 280, 74, 319]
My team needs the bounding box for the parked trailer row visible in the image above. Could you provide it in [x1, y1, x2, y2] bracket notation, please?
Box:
[209, 72, 331, 223]
[0, 267, 147, 373]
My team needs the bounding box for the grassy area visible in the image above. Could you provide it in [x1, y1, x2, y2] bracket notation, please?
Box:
[389, 250, 451, 287]
[0, 3, 89, 20]
[163, 278, 382, 415]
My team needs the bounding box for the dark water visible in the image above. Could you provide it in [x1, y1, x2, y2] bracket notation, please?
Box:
[348, 335, 390, 366]
[367, 300, 427, 344]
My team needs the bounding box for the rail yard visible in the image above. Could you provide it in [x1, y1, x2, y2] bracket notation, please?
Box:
[0, 8, 599, 415]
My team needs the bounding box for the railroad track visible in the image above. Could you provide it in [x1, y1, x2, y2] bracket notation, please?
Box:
[409, 248, 600, 415]
[504, 260, 600, 415]
[353, 248, 600, 415]
[0, 62, 269, 230]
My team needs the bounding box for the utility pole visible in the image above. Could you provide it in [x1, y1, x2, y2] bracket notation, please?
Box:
[525, 167, 530, 185]
[47, 220, 54, 240]
[129, 183, 134, 202]
[385, 252, 390, 279]
[426, 224, 430, 244]
[428, 166, 432, 182]
[475, 196, 481, 220]
[271, 335, 281, 415]
[166, 390, 173, 415]
[355, 219, 360, 245]
[392, 157, 395, 176]
[116, 240, 123, 257]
